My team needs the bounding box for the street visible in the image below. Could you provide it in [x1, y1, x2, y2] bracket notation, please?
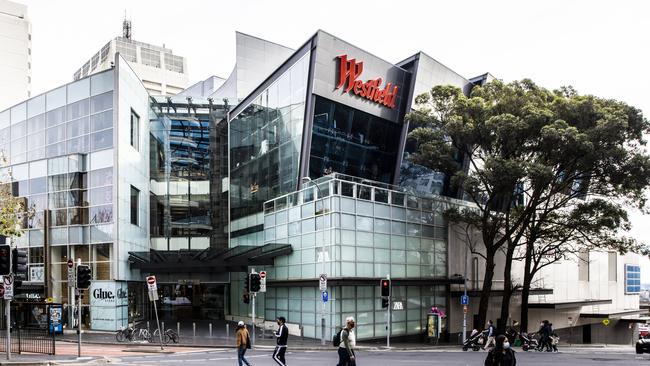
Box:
[100, 348, 650, 366]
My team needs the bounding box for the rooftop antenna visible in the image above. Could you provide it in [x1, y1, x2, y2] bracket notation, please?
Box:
[122, 11, 132, 39]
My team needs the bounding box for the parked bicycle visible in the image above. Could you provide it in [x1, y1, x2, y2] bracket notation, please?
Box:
[153, 328, 180, 344]
[116, 324, 152, 343]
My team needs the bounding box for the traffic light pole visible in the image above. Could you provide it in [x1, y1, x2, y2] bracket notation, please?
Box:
[387, 275, 391, 349]
[5, 298, 10, 360]
[77, 288, 81, 357]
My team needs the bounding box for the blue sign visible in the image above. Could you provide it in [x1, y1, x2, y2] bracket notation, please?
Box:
[460, 295, 469, 306]
[322, 291, 329, 303]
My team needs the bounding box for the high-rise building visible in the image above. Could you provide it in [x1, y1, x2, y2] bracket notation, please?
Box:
[72, 19, 189, 96]
[0, 0, 31, 110]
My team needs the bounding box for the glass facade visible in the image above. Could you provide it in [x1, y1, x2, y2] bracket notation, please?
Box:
[0, 71, 115, 315]
[310, 96, 402, 184]
[227, 174, 470, 339]
[149, 98, 228, 251]
[229, 52, 310, 223]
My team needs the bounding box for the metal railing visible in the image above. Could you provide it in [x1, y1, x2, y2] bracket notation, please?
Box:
[0, 327, 55, 355]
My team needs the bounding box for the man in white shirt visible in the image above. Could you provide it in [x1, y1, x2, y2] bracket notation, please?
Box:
[337, 316, 356, 366]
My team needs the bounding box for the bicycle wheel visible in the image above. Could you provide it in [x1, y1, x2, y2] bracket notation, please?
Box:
[142, 329, 152, 342]
[116, 330, 126, 342]
[167, 330, 179, 343]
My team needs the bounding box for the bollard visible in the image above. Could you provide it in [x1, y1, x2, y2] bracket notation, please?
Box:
[147, 321, 150, 332]
[209, 323, 212, 338]
[162, 321, 165, 332]
[193, 322, 196, 337]
[177, 322, 180, 337]
[226, 323, 230, 339]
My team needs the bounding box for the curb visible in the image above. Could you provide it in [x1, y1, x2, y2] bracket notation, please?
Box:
[0, 356, 108, 366]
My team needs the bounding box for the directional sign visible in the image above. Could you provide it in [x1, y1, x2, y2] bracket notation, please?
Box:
[3, 275, 13, 299]
[460, 295, 469, 306]
[259, 271, 267, 293]
[146, 275, 157, 292]
[322, 291, 329, 303]
[319, 274, 327, 292]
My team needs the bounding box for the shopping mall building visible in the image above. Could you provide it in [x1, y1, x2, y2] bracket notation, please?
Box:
[0, 30, 643, 343]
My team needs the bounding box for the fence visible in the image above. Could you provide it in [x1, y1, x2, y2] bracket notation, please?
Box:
[0, 327, 55, 355]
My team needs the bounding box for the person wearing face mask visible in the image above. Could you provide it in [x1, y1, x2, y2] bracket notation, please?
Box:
[484, 334, 517, 366]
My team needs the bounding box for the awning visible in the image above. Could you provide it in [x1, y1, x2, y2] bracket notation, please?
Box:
[581, 309, 648, 319]
[128, 244, 293, 273]
[529, 299, 612, 310]
[450, 288, 553, 297]
[619, 315, 650, 323]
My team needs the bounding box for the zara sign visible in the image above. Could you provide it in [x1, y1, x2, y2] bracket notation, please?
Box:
[335, 54, 399, 109]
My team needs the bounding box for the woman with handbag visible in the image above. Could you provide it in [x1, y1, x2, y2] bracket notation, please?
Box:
[236, 321, 252, 366]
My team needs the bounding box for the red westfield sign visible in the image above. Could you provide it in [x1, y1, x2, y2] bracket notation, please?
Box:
[335, 54, 399, 109]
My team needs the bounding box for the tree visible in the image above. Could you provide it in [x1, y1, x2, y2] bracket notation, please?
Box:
[0, 155, 33, 239]
[406, 80, 650, 331]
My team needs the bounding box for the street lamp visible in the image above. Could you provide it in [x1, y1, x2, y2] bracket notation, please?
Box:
[301, 176, 329, 346]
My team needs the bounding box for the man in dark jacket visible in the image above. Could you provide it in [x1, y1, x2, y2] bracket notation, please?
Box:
[273, 316, 289, 366]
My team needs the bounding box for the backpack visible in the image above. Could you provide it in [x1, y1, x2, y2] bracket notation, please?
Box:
[332, 328, 344, 347]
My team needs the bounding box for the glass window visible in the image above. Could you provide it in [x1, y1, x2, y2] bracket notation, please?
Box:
[0, 111, 8, 130]
[91, 129, 112, 150]
[90, 224, 113, 243]
[67, 99, 90, 121]
[67, 78, 90, 104]
[27, 94, 45, 118]
[130, 109, 139, 150]
[46, 106, 66, 127]
[130, 185, 139, 226]
[50, 209, 67, 226]
[46, 86, 66, 111]
[89, 204, 113, 224]
[69, 207, 89, 225]
[90, 110, 111, 132]
[357, 216, 373, 232]
[90, 168, 112, 187]
[11, 120, 26, 140]
[90, 186, 112, 205]
[90, 91, 112, 114]
[29, 177, 47, 194]
[90, 71, 114, 96]
[10, 103, 26, 124]
[46, 124, 66, 144]
[67, 135, 90, 154]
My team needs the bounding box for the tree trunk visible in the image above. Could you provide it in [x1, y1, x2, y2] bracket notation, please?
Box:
[519, 242, 534, 334]
[477, 249, 496, 330]
[498, 242, 516, 334]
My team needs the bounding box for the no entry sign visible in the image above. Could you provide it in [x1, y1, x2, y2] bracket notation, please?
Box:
[146, 276, 157, 292]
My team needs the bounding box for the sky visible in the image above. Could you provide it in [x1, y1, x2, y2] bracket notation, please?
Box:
[17, 0, 650, 279]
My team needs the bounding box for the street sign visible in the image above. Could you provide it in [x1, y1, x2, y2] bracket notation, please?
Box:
[602, 319, 610, 326]
[3, 275, 13, 299]
[322, 291, 329, 303]
[146, 275, 157, 292]
[319, 274, 327, 292]
[393, 301, 404, 310]
[259, 271, 267, 293]
[460, 294, 469, 305]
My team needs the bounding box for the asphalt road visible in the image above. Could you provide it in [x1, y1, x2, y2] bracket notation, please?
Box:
[103, 348, 650, 366]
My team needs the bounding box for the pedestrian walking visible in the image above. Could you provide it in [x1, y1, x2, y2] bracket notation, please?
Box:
[483, 320, 496, 350]
[484, 334, 517, 366]
[336, 316, 357, 366]
[236, 321, 252, 366]
[272, 316, 289, 366]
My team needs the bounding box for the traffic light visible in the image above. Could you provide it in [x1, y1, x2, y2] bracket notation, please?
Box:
[12, 248, 27, 276]
[380, 278, 391, 297]
[244, 275, 250, 293]
[0, 245, 10, 276]
[249, 273, 261, 293]
[76, 265, 92, 290]
[382, 297, 389, 309]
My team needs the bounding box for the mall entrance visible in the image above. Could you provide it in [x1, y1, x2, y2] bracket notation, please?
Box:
[156, 282, 227, 322]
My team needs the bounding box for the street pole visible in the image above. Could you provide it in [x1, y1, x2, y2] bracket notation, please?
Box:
[251, 292, 256, 349]
[387, 274, 391, 348]
[462, 238, 469, 344]
[152, 295, 164, 350]
[76, 289, 81, 357]
[6, 299, 10, 360]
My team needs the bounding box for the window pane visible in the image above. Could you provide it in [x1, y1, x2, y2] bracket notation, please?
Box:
[90, 110, 112, 132]
[130, 185, 139, 226]
[89, 204, 112, 224]
[89, 186, 112, 205]
[90, 91, 112, 113]
[91, 129, 112, 150]
[67, 117, 90, 138]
